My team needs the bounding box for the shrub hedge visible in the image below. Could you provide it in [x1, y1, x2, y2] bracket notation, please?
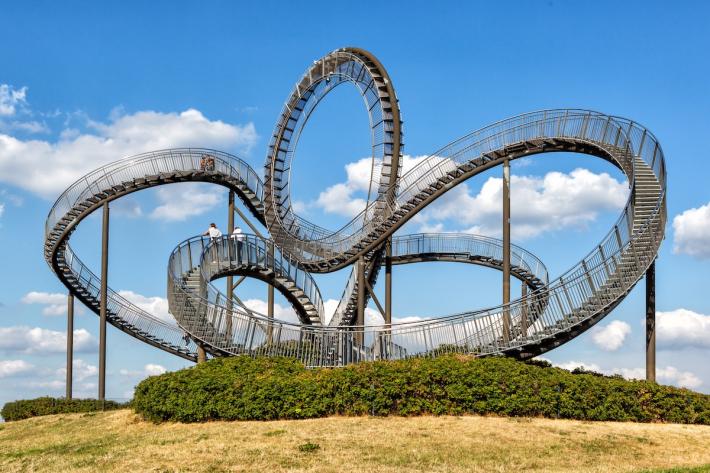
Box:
[133, 355, 710, 424]
[1, 397, 128, 422]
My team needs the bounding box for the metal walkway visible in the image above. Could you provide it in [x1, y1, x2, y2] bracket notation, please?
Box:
[44, 47, 666, 366]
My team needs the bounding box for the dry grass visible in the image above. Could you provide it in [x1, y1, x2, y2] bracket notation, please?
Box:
[0, 409, 709, 472]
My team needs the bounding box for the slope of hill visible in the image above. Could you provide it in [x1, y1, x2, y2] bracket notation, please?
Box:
[1, 409, 709, 472]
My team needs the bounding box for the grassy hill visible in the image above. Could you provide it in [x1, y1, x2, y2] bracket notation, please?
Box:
[1, 409, 709, 472]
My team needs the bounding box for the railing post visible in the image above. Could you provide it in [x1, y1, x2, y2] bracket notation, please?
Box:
[502, 158, 511, 343]
[581, 260, 595, 295]
[646, 260, 656, 382]
[460, 316, 470, 351]
[297, 329, 304, 362]
[98, 202, 109, 401]
[66, 293, 74, 400]
[599, 244, 611, 278]
[638, 129, 647, 157]
[601, 115, 611, 143]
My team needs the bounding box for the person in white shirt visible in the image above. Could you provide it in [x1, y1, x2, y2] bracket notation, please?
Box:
[203, 223, 223, 263]
[204, 222, 223, 239]
[231, 226, 246, 261]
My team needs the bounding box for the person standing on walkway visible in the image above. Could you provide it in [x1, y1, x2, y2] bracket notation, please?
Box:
[231, 225, 246, 262]
[203, 223, 223, 263]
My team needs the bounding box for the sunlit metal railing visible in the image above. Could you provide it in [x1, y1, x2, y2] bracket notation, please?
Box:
[159, 110, 665, 365]
[265, 110, 664, 266]
[327, 232, 549, 326]
[45, 148, 266, 242]
[44, 108, 666, 366]
[59, 243, 198, 359]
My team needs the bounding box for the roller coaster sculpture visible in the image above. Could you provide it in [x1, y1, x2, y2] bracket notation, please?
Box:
[44, 48, 666, 368]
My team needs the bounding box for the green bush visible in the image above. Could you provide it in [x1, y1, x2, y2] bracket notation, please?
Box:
[133, 355, 710, 424]
[1, 397, 128, 422]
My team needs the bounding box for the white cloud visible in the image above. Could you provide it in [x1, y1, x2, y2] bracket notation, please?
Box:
[417, 222, 444, 233]
[591, 320, 631, 351]
[0, 120, 49, 134]
[553, 360, 603, 372]
[292, 200, 308, 214]
[544, 358, 702, 389]
[613, 366, 702, 390]
[117, 290, 175, 325]
[392, 315, 425, 324]
[0, 84, 27, 116]
[4, 360, 101, 402]
[25, 379, 66, 391]
[242, 298, 300, 324]
[110, 197, 143, 218]
[119, 363, 167, 377]
[117, 363, 169, 399]
[657, 366, 703, 389]
[323, 299, 340, 325]
[313, 155, 431, 218]
[149, 183, 223, 222]
[316, 183, 368, 217]
[421, 168, 628, 239]
[56, 359, 98, 382]
[310, 155, 627, 240]
[673, 202, 710, 259]
[656, 308, 710, 350]
[0, 188, 24, 207]
[0, 359, 34, 378]
[21, 291, 68, 316]
[0, 107, 258, 198]
[322, 298, 384, 326]
[144, 363, 167, 376]
[0, 326, 97, 354]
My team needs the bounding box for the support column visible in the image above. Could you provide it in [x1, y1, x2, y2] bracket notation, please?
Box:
[502, 158, 511, 343]
[267, 284, 274, 343]
[197, 345, 207, 364]
[646, 260, 656, 382]
[356, 256, 366, 346]
[66, 293, 74, 400]
[385, 238, 392, 326]
[521, 284, 528, 338]
[98, 202, 109, 401]
[226, 191, 235, 341]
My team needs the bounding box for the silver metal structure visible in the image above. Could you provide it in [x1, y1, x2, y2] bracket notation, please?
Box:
[45, 48, 666, 371]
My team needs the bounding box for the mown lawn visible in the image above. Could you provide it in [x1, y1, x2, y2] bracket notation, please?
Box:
[0, 410, 709, 472]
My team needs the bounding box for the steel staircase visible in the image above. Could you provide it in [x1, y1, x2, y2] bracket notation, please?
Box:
[43, 47, 665, 368]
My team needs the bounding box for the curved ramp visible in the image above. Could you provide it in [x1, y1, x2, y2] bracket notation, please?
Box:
[44, 47, 666, 367]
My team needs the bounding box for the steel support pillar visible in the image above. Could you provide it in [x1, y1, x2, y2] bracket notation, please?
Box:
[521, 284, 528, 338]
[267, 284, 274, 344]
[98, 202, 109, 401]
[646, 260, 656, 382]
[197, 345, 207, 363]
[502, 158, 511, 343]
[356, 256, 366, 346]
[385, 238, 392, 326]
[226, 191, 235, 340]
[66, 293, 74, 399]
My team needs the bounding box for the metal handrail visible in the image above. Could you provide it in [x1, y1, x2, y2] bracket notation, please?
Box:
[158, 110, 665, 363]
[44, 106, 666, 366]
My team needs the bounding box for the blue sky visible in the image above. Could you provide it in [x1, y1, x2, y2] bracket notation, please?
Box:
[1, 0, 710, 405]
